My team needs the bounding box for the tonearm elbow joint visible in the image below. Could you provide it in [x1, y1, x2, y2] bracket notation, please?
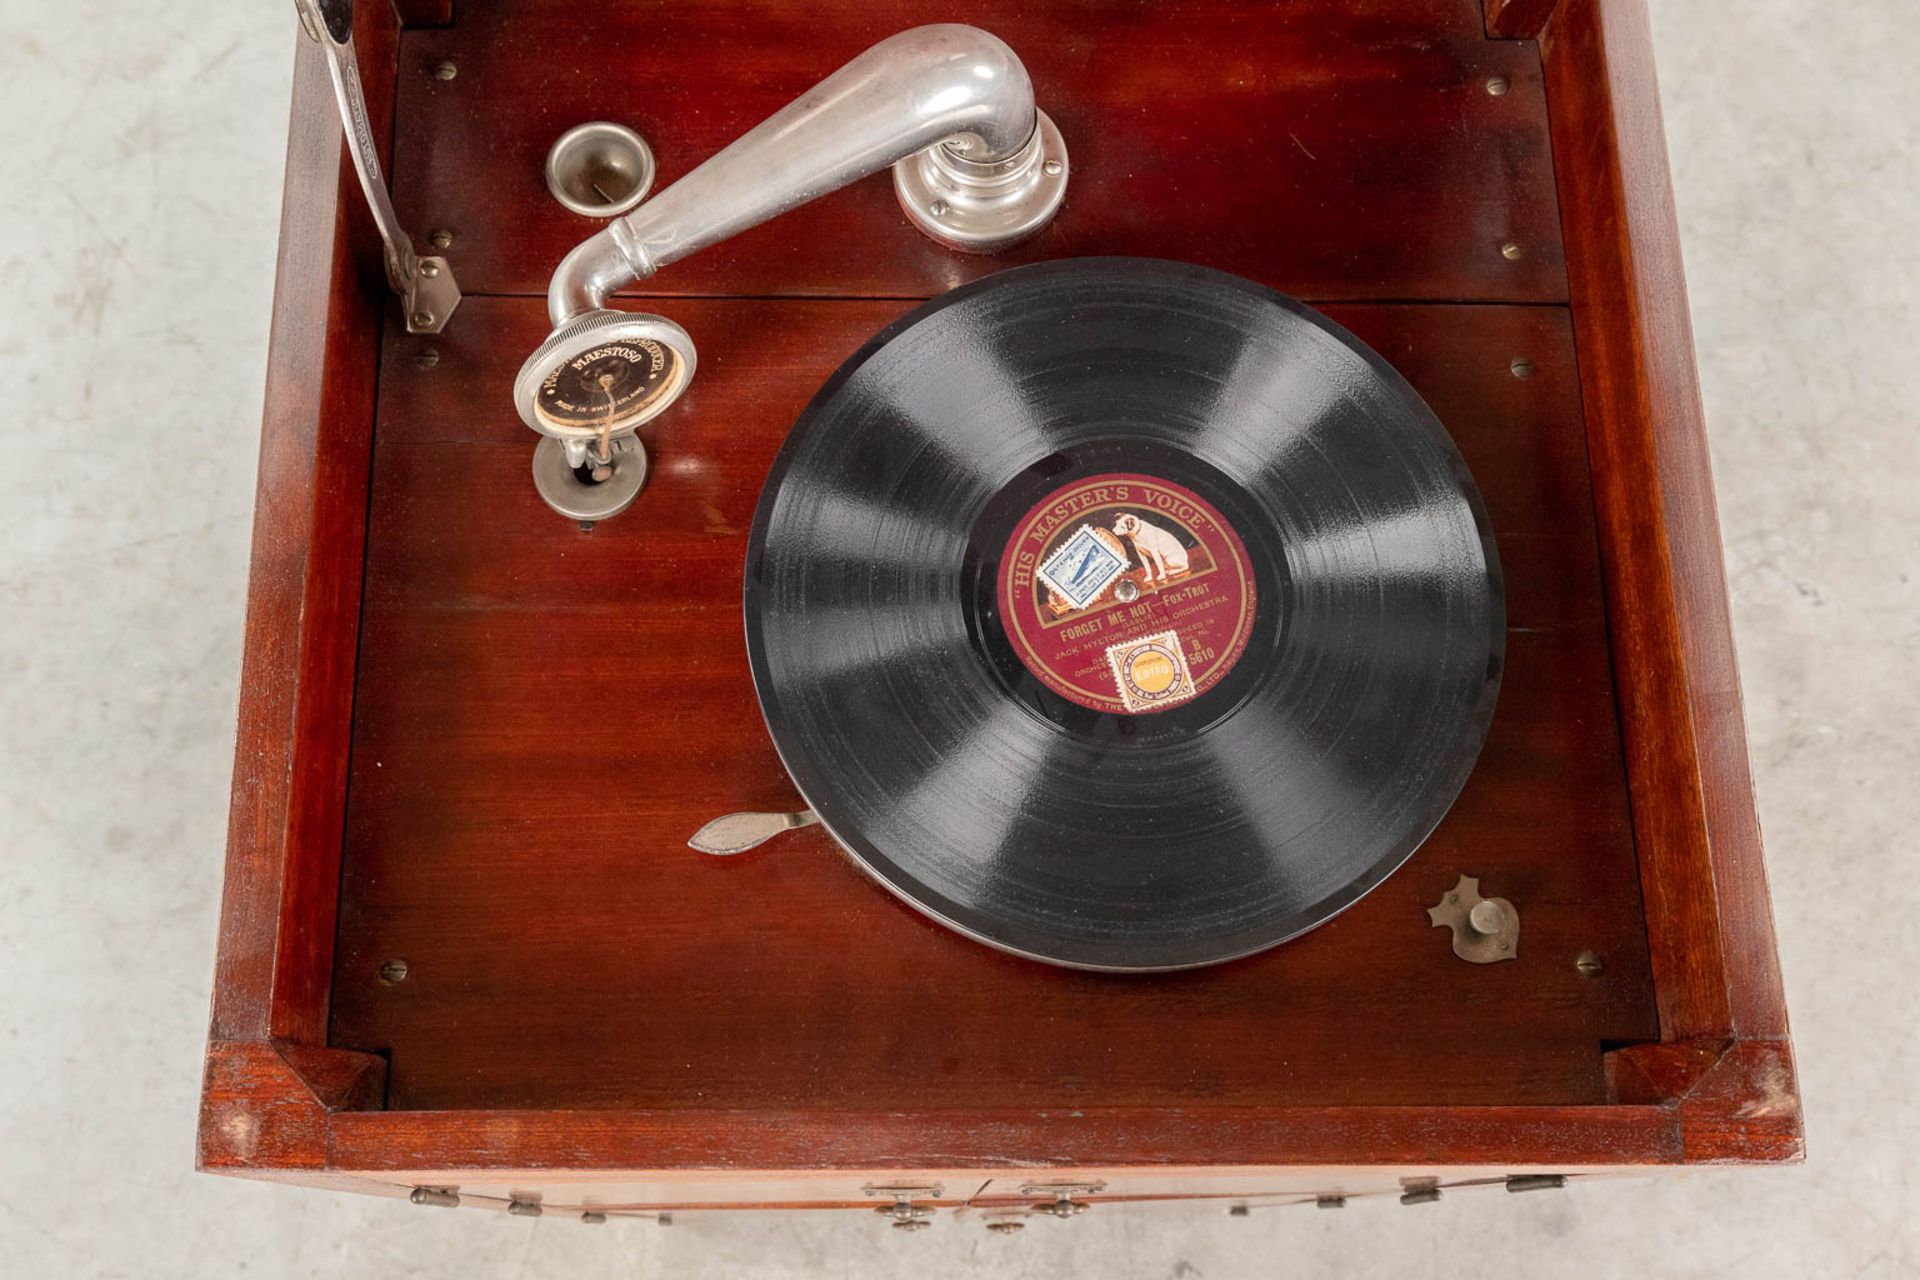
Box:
[512, 24, 1070, 521]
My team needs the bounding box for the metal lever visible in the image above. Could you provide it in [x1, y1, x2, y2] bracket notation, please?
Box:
[296, 0, 460, 333]
[688, 810, 819, 856]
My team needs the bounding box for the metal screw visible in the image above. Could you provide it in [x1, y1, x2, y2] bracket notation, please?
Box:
[1576, 951, 1604, 977]
[507, 1200, 542, 1218]
[412, 310, 435, 329]
[378, 958, 409, 985]
[930, 199, 950, 218]
[430, 228, 454, 249]
[1487, 76, 1510, 96]
[413, 346, 440, 370]
[1044, 159, 1063, 176]
[1510, 358, 1536, 380]
[1501, 241, 1524, 261]
[580, 1211, 607, 1224]
[1316, 1195, 1347, 1209]
[433, 60, 458, 81]
[419, 261, 439, 279]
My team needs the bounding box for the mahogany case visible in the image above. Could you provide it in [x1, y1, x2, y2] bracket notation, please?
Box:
[199, 0, 1800, 1214]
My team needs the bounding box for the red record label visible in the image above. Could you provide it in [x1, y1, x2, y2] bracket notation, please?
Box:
[996, 473, 1258, 715]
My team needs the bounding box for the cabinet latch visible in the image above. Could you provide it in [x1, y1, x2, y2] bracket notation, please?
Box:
[863, 1183, 943, 1232]
[1019, 1181, 1107, 1218]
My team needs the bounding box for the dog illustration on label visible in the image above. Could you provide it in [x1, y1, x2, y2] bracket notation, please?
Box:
[1113, 513, 1191, 583]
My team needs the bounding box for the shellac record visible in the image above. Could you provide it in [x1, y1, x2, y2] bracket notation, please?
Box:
[744, 259, 1504, 971]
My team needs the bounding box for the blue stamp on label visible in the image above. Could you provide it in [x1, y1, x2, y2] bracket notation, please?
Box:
[1035, 523, 1127, 610]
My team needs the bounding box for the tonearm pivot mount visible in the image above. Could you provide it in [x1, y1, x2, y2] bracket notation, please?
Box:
[296, 0, 461, 335]
[514, 24, 1071, 521]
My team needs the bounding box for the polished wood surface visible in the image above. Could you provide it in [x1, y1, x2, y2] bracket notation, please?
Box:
[207, 0, 396, 1050]
[328, 296, 1657, 1112]
[388, 0, 1568, 303]
[200, 0, 1799, 1195]
[1485, 0, 1560, 38]
[325, 1101, 1678, 1179]
[1544, 0, 1791, 1044]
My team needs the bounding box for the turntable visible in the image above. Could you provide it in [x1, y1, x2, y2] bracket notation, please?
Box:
[200, 0, 1799, 1221]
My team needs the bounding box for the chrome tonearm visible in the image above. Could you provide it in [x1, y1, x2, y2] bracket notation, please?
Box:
[513, 24, 1070, 521]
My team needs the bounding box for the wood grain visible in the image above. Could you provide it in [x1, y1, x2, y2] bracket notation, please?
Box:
[325, 1102, 1681, 1175]
[1485, 0, 1560, 39]
[393, 0, 455, 26]
[1605, 1038, 1801, 1162]
[198, 1040, 385, 1173]
[327, 297, 1657, 1112]
[1542, 0, 1790, 1042]
[387, 0, 1566, 303]
[207, 0, 396, 1049]
[198, 0, 1801, 1188]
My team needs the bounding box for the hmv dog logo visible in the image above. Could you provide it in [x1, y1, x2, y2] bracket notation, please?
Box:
[1112, 512, 1191, 583]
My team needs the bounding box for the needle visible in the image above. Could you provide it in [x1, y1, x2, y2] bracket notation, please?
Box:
[592, 373, 617, 479]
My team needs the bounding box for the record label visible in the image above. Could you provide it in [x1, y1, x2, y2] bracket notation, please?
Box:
[996, 473, 1257, 715]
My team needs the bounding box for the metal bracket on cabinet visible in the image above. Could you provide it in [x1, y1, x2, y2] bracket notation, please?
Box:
[1019, 1181, 1106, 1218]
[295, 0, 461, 334]
[1427, 874, 1520, 963]
[1399, 1177, 1443, 1205]
[863, 1184, 944, 1232]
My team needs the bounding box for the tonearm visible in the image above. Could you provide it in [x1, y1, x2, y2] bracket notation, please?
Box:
[512, 24, 1070, 521]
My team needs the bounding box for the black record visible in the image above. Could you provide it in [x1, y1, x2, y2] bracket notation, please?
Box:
[744, 258, 1503, 971]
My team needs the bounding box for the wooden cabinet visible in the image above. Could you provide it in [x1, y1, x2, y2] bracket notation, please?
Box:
[198, 0, 1798, 1218]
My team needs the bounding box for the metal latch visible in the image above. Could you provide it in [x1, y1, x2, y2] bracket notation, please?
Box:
[295, 0, 461, 333]
[1019, 1181, 1106, 1218]
[863, 1183, 943, 1232]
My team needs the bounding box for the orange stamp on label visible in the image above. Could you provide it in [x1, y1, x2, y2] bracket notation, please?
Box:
[1105, 629, 1197, 712]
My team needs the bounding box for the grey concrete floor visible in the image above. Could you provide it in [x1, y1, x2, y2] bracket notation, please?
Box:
[2, 1, 1914, 1275]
